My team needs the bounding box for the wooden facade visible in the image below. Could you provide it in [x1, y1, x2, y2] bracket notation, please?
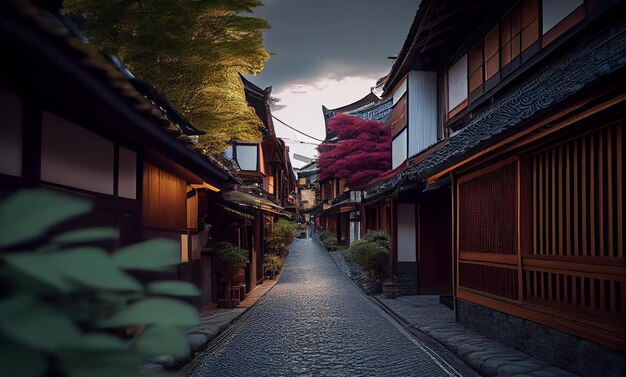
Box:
[0, 2, 242, 311]
[455, 116, 625, 350]
[359, 0, 625, 370]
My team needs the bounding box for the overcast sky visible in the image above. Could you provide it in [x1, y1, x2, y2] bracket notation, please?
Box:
[246, 0, 420, 168]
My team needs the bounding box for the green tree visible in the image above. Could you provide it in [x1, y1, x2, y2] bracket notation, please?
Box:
[63, 0, 271, 154]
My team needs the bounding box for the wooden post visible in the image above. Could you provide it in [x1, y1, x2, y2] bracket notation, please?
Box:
[450, 172, 458, 320]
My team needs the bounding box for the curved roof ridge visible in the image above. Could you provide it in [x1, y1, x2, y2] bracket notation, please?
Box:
[322, 91, 380, 114]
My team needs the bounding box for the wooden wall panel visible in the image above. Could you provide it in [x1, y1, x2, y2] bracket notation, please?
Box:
[459, 161, 518, 254]
[530, 123, 623, 257]
[459, 262, 518, 300]
[143, 164, 186, 230]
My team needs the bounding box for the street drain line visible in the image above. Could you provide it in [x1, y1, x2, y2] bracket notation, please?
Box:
[322, 241, 464, 377]
[366, 295, 464, 377]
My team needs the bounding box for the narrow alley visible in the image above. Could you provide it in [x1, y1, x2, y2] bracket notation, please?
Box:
[184, 238, 475, 377]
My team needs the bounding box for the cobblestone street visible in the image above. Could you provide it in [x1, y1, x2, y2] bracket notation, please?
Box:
[186, 238, 475, 376]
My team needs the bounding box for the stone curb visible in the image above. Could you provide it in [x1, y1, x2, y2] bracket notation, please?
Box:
[142, 278, 282, 373]
[371, 296, 581, 377]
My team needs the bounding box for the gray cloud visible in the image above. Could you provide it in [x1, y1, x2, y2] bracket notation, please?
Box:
[251, 0, 421, 91]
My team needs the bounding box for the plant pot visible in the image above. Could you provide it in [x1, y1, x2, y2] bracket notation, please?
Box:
[218, 298, 240, 308]
[382, 282, 399, 299]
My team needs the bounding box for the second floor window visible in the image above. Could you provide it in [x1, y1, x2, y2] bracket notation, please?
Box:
[448, 54, 468, 112]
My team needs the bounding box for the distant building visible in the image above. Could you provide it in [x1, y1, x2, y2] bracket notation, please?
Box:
[321, 92, 392, 138]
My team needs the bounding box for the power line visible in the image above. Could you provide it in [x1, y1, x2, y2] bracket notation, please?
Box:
[282, 138, 319, 146]
[272, 115, 324, 142]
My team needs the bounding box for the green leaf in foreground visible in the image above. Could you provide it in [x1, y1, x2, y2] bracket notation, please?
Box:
[65, 333, 129, 351]
[0, 294, 80, 351]
[50, 227, 118, 245]
[146, 281, 200, 297]
[0, 337, 47, 377]
[134, 326, 190, 357]
[59, 247, 142, 291]
[3, 252, 73, 292]
[0, 189, 92, 249]
[112, 239, 180, 270]
[98, 298, 199, 328]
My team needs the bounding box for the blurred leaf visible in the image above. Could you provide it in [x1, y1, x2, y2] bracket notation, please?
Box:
[0, 189, 92, 249]
[146, 281, 200, 297]
[65, 333, 130, 351]
[0, 294, 80, 351]
[59, 352, 145, 377]
[112, 239, 180, 271]
[51, 227, 118, 245]
[59, 247, 142, 291]
[0, 337, 47, 377]
[98, 298, 199, 328]
[2, 253, 73, 292]
[4, 248, 142, 292]
[134, 325, 189, 357]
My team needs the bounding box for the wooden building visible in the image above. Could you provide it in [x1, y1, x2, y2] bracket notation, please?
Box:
[364, 0, 625, 374]
[225, 75, 296, 291]
[0, 0, 240, 309]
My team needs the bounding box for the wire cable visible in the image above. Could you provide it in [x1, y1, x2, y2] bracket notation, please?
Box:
[272, 115, 324, 142]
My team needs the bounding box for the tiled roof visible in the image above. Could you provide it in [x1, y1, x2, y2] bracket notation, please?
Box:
[322, 92, 380, 116]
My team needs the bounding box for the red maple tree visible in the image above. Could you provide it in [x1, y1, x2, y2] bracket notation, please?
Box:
[317, 114, 390, 189]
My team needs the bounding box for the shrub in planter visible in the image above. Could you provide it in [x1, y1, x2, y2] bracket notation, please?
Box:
[266, 219, 298, 256]
[348, 239, 391, 280]
[0, 189, 199, 377]
[363, 230, 390, 251]
[263, 254, 284, 278]
[216, 242, 248, 306]
[319, 230, 338, 251]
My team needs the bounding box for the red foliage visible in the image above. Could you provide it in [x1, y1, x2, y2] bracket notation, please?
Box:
[317, 114, 390, 189]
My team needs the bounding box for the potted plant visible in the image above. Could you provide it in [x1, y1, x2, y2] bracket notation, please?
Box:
[266, 219, 298, 256]
[263, 254, 284, 279]
[348, 231, 393, 296]
[216, 242, 248, 308]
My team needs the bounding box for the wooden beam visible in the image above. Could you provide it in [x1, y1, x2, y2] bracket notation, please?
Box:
[598, 129, 604, 257]
[552, 147, 557, 255]
[607, 126, 613, 257]
[566, 144, 571, 256]
[533, 156, 538, 255]
[573, 140, 579, 257]
[582, 137, 588, 256]
[590, 132, 596, 257]
[617, 123, 623, 258]
[537, 154, 546, 255]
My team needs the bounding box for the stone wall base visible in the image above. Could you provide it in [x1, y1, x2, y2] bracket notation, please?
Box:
[397, 272, 418, 295]
[456, 299, 626, 377]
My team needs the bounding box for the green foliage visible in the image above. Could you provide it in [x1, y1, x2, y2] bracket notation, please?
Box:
[216, 242, 248, 276]
[266, 219, 297, 255]
[263, 254, 283, 275]
[319, 230, 338, 251]
[0, 189, 199, 377]
[348, 239, 391, 280]
[62, 0, 271, 154]
[363, 230, 390, 251]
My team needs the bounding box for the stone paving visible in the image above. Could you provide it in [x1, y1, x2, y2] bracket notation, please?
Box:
[183, 238, 476, 376]
[374, 296, 581, 377]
